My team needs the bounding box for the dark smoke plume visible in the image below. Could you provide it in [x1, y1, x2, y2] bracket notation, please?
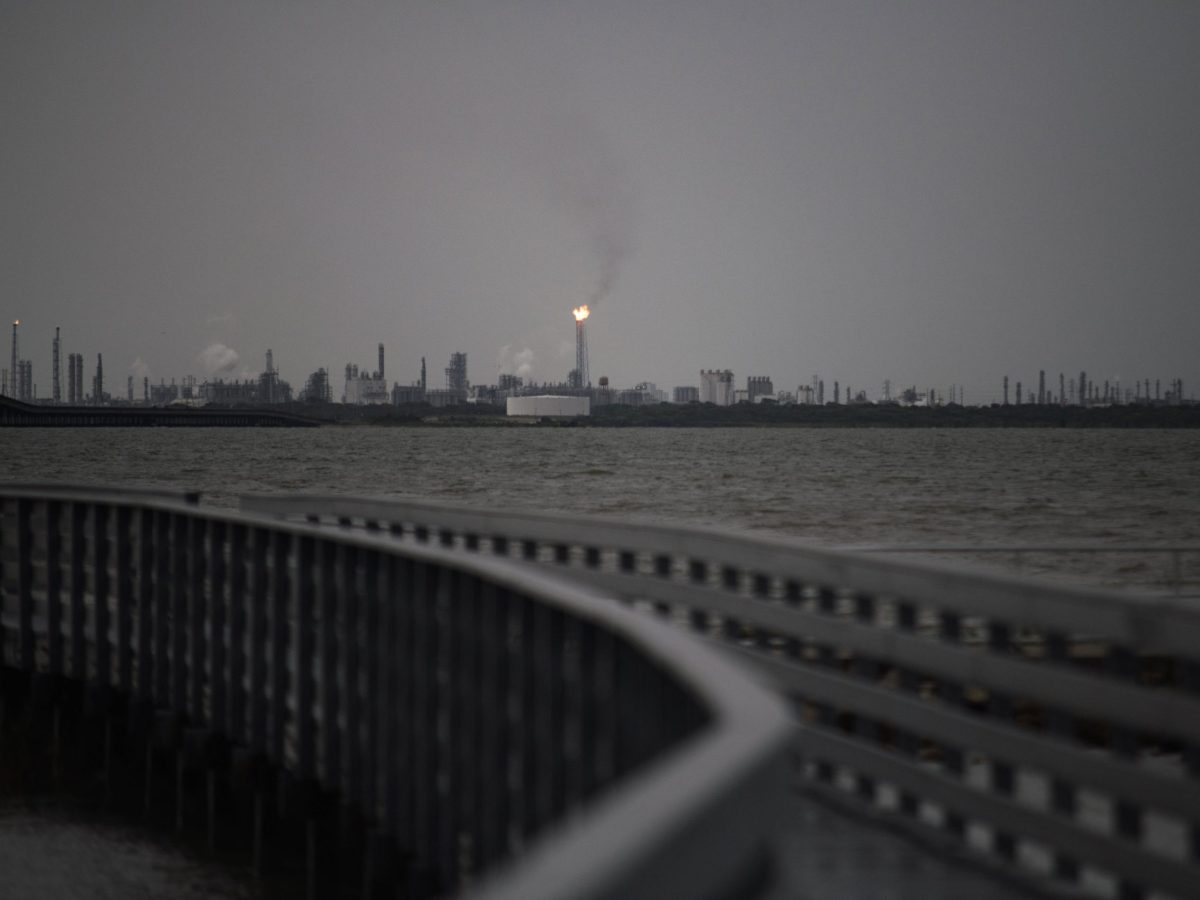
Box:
[522, 108, 637, 309]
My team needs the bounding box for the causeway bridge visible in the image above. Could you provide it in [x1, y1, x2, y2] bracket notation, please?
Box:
[0, 395, 321, 427]
[2, 485, 1199, 899]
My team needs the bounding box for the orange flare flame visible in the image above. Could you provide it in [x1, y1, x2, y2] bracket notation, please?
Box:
[572, 305, 590, 322]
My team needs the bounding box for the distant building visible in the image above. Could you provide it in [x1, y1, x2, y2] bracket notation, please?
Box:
[343, 344, 390, 405]
[507, 395, 590, 417]
[344, 371, 390, 404]
[613, 382, 666, 406]
[425, 389, 463, 408]
[498, 373, 524, 391]
[149, 380, 180, 405]
[200, 379, 260, 404]
[428, 351, 469, 406]
[747, 376, 774, 402]
[257, 349, 292, 403]
[699, 369, 734, 406]
[392, 383, 426, 405]
[673, 386, 699, 403]
[19, 360, 33, 401]
[301, 368, 333, 403]
[446, 352, 468, 392]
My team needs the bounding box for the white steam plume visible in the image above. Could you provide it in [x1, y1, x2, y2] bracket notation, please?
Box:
[498, 344, 536, 380]
[197, 342, 240, 376]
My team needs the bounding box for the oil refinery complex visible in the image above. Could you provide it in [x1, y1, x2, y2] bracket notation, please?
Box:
[1, 314, 1193, 420]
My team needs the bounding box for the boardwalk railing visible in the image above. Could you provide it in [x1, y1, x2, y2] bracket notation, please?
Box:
[840, 544, 1200, 598]
[0, 485, 792, 900]
[243, 494, 1200, 900]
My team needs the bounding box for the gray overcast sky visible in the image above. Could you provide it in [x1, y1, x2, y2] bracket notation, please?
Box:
[3, 1, 1198, 402]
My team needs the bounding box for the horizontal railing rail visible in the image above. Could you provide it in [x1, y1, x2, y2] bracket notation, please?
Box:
[0, 485, 791, 900]
[839, 544, 1200, 597]
[243, 493, 1200, 900]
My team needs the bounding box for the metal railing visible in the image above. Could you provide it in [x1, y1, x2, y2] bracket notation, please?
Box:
[841, 544, 1200, 598]
[0, 485, 792, 900]
[242, 494, 1200, 900]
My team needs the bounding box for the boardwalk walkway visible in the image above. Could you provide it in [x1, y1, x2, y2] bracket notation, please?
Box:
[778, 794, 1033, 900]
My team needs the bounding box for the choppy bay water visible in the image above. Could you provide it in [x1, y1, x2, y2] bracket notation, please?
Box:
[3, 425, 1197, 545]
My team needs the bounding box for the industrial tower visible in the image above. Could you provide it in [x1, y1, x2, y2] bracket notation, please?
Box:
[10, 320, 18, 399]
[53, 327, 61, 403]
[572, 305, 590, 389]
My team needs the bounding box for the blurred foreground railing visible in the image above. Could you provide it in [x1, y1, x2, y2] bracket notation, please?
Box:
[244, 494, 1200, 900]
[841, 544, 1200, 598]
[0, 485, 791, 900]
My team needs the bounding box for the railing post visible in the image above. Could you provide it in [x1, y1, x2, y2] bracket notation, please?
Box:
[184, 517, 206, 723]
[228, 523, 247, 743]
[319, 541, 340, 790]
[295, 534, 317, 781]
[149, 510, 169, 705]
[46, 500, 64, 676]
[248, 528, 269, 754]
[361, 549, 381, 821]
[342, 546, 363, 813]
[69, 503, 87, 681]
[170, 514, 189, 714]
[17, 497, 35, 671]
[479, 582, 508, 868]
[1045, 631, 1080, 884]
[93, 503, 111, 688]
[409, 560, 437, 890]
[137, 508, 155, 702]
[208, 521, 228, 732]
[380, 556, 400, 841]
[116, 506, 134, 693]
[269, 530, 290, 764]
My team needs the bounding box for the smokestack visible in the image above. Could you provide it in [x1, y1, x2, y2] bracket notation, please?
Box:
[73, 354, 84, 404]
[94, 354, 104, 406]
[1038, 370, 1046, 405]
[265, 348, 274, 375]
[378, 343, 385, 382]
[420, 357, 426, 392]
[10, 320, 18, 399]
[127, 375, 133, 402]
[575, 319, 589, 389]
[53, 327, 61, 403]
[1002, 375, 1008, 406]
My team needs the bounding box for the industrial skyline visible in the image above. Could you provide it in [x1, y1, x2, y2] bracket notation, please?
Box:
[2, 313, 1190, 410]
[2, 3, 1197, 406]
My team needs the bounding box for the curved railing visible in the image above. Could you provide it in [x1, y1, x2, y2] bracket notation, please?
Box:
[0, 485, 792, 899]
[242, 493, 1200, 900]
[840, 543, 1200, 597]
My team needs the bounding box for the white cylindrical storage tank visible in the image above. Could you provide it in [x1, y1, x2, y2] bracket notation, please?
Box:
[506, 395, 590, 417]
